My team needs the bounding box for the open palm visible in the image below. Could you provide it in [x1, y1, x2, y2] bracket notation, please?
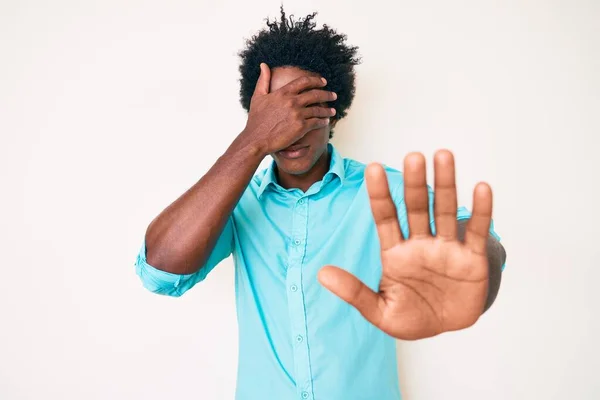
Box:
[318, 150, 493, 340]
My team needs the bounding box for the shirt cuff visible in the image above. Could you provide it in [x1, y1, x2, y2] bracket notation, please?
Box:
[135, 242, 196, 296]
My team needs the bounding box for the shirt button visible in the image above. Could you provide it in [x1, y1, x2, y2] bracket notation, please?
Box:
[294, 239, 301, 246]
[298, 198, 305, 204]
[296, 335, 303, 343]
[290, 284, 298, 292]
[301, 392, 309, 399]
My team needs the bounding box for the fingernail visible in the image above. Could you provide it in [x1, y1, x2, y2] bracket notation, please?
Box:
[321, 78, 327, 84]
[332, 92, 337, 100]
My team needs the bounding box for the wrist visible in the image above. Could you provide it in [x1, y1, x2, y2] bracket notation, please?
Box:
[236, 128, 270, 158]
[228, 129, 269, 163]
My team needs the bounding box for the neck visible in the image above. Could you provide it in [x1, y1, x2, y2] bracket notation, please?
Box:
[276, 151, 331, 192]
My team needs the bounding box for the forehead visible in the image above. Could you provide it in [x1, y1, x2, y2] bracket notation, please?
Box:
[270, 66, 321, 92]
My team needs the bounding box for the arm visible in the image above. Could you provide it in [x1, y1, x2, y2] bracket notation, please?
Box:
[135, 140, 260, 296]
[144, 138, 263, 275]
[457, 220, 506, 313]
[141, 64, 336, 277]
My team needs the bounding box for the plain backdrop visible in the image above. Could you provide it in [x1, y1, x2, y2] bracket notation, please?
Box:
[1, 0, 599, 399]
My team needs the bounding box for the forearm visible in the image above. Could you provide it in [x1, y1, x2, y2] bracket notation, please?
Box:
[456, 220, 507, 312]
[145, 132, 265, 274]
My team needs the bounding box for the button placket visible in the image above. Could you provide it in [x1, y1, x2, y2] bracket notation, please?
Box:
[285, 196, 314, 400]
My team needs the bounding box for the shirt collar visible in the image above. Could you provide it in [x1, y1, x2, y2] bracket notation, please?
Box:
[257, 143, 345, 199]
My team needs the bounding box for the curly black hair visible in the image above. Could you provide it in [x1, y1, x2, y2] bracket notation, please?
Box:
[238, 7, 361, 138]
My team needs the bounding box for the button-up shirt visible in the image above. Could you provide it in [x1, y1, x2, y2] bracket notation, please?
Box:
[135, 144, 502, 400]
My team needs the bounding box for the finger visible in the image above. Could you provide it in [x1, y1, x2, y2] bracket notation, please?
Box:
[403, 152, 432, 238]
[303, 117, 330, 133]
[296, 89, 337, 107]
[253, 63, 271, 96]
[433, 150, 458, 240]
[318, 266, 383, 327]
[365, 163, 403, 251]
[464, 182, 493, 255]
[279, 75, 327, 95]
[301, 106, 336, 119]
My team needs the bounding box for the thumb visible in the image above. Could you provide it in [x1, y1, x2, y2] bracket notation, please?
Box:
[253, 63, 271, 96]
[318, 265, 383, 327]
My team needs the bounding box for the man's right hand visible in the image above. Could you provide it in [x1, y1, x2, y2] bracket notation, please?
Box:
[241, 63, 337, 155]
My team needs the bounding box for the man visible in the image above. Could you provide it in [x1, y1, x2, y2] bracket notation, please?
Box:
[135, 8, 507, 400]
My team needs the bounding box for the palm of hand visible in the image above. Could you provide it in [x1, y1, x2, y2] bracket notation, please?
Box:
[377, 237, 489, 339]
[318, 150, 493, 340]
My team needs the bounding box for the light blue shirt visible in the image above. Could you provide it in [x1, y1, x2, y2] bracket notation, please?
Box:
[135, 144, 502, 400]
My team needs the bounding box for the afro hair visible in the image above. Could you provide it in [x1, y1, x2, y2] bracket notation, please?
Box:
[238, 7, 361, 137]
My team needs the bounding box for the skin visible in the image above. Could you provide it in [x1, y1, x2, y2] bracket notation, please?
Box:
[144, 64, 506, 340]
[268, 66, 337, 191]
[145, 64, 336, 274]
[319, 155, 506, 340]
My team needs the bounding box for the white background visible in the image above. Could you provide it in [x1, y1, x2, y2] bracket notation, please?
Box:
[1, 0, 599, 399]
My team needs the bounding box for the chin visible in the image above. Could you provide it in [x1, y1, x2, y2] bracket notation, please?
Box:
[276, 158, 314, 175]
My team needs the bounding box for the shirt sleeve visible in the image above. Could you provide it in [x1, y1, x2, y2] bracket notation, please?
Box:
[392, 183, 505, 271]
[135, 217, 234, 297]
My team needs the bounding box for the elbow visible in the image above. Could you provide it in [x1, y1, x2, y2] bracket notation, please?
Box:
[144, 235, 201, 276]
[144, 225, 167, 271]
[144, 239, 185, 275]
[144, 248, 167, 272]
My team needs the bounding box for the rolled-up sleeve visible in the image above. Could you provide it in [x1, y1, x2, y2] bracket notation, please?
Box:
[135, 217, 234, 296]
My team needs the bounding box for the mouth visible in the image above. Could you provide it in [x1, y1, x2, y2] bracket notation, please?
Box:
[277, 144, 310, 160]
